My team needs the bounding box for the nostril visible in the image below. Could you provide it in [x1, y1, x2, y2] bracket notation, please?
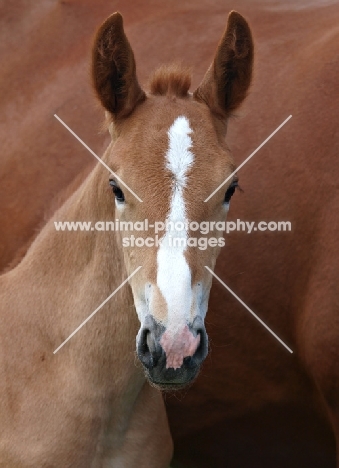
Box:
[138, 328, 160, 369]
[193, 328, 208, 361]
[146, 331, 155, 353]
[140, 328, 150, 353]
[196, 329, 203, 350]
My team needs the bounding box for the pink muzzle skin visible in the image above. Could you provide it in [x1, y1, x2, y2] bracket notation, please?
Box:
[160, 325, 201, 370]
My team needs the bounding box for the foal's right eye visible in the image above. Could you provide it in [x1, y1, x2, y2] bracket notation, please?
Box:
[224, 180, 238, 205]
[109, 180, 125, 203]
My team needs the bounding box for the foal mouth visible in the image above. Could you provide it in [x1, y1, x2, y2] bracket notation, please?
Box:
[142, 354, 202, 391]
[150, 381, 193, 392]
[147, 371, 198, 392]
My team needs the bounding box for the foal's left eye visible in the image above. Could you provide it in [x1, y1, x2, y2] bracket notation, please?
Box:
[224, 180, 238, 204]
[109, 180, 125, 203]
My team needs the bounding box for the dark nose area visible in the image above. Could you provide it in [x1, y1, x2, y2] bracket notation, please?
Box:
[136, 315, 208, 388]
[137, 315, 164, 369]
[190, 315, 209, 364]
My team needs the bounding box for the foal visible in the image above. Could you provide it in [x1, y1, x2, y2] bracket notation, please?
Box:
[0, 11, 253, 467]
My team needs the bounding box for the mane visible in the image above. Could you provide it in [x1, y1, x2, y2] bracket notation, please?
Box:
[148, 63, 191, 97]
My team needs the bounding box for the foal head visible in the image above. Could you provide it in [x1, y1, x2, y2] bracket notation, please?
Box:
[92, 11, 253, 389]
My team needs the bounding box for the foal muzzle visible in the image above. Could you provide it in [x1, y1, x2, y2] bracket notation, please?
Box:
[136, 315, 208, 388]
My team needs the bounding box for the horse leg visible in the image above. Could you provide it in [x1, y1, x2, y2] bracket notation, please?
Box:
[103, 382, 173, 468]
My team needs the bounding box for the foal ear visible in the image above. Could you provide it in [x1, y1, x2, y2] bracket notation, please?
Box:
[193, 11, 253, 117]
[92, 12, 145, 119]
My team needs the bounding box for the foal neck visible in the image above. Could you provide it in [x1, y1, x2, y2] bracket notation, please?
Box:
[10, 157, 141, 385]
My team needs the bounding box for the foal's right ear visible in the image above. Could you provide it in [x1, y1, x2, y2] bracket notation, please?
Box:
[193, 11, 254, 118]
[92, 12, 145, 119]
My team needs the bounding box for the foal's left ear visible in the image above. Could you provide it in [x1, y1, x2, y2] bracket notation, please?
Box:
[92, 12, 145, 119]
[193, 11, 254, 118]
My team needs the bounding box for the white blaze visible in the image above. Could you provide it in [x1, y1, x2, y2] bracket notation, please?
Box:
[156, 116, 194, 331]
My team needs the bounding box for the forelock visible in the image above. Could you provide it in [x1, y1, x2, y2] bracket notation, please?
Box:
[149, 63, 191, 98]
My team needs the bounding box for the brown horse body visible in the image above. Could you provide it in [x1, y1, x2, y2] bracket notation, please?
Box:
[1, 1, 339, 467]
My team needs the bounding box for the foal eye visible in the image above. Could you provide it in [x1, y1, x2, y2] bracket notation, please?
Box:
[109, 180, 125, 203]
[224, 180, 238, 204]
